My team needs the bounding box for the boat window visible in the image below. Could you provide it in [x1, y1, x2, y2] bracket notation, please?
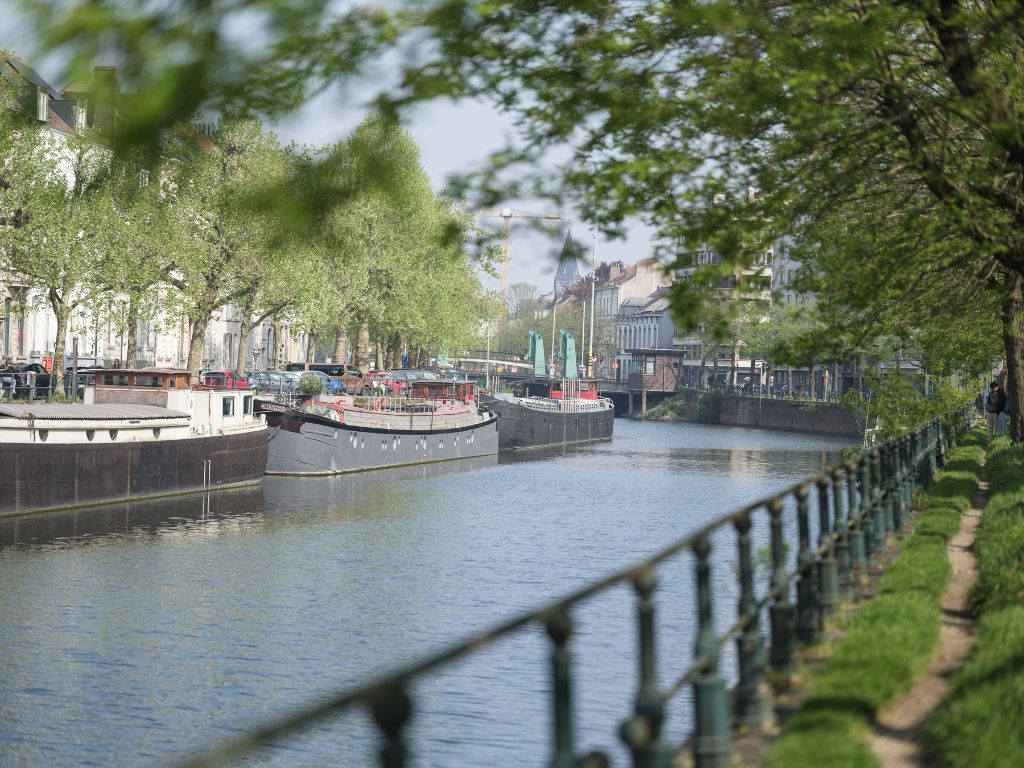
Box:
[101, 374, 129, 386]
[152, 428, 161, 438]
[38, 429, 48, 442]
[134, 374, 162, 387]
[86, 430, 95, 441]
[243, 395, 253, 415]
[223, 396, 236, 416]
[109, 430, 118, 440]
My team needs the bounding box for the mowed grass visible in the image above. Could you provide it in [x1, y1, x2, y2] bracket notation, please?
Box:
[765, 430, 985, 768]
[924, 435, 1024, 768]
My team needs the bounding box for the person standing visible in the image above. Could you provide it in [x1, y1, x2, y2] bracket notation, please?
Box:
[985, 381, 1006, 438]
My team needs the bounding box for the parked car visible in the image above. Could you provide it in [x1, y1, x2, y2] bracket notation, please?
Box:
[247, 370, 290, 393]
[200, 370, 250, 389]
[0, 362, 54, 399]
[296, 370, 347, 395]
[284, 362, 365, 393]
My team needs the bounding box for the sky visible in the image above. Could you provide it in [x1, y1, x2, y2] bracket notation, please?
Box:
[0, 13, 658, 295]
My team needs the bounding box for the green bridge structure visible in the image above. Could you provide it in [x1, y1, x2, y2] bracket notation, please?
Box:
[175, 410, 968, 768]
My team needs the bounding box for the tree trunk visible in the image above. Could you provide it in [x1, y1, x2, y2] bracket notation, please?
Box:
[271, 319, 285, 370]
[1002, 274, 1024, 443]
[50, 296, 71, 385]
[305, 332, 316, 364]
[355, 321, 370, 370]
[386, 333, 401, 369]
[236, 315, 253, 374]
[187, 315, 209, 375]
[125, 294, 140, 369]
[333, 325, 349, 365]
[375, 337, 384, 373]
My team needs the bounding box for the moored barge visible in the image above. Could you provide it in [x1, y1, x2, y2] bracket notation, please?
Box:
[479, 378, 615, 451]
[259, 378, 498, 475]
[0, 369, 268, 517]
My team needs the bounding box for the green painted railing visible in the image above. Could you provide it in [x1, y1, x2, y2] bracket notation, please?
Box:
[173, 409, 970, 768]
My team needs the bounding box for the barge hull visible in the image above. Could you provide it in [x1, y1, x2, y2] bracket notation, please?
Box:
[263, 410, 499, 475]
[0, 430, 268, 517]
[481, 395, 615, 451]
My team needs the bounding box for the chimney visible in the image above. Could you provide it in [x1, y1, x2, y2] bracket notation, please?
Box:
[74, 99, 87, 133]
[90, 66, 119, 134]
[609, 262, 622, 280]
[35, 85, 48, 122]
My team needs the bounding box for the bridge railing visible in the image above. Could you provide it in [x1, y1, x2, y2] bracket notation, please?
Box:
[173, 409, 971, 768]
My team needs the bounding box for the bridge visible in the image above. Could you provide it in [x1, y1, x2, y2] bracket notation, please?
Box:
[174, 408, 968, 768]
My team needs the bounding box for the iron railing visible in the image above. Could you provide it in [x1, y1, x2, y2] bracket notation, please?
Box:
[173, 408, 970, 768]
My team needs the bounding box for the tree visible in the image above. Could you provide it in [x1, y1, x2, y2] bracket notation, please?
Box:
[163, 117, 287, 373]
[25, 1, 1024, 432]
[3, 129, 111, 373]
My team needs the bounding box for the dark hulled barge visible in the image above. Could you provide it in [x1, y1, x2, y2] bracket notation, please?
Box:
[0, 369, 268, 517]
[479, 378, 614, 451]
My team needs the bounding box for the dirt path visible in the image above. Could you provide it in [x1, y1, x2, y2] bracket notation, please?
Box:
[867, 483, 985, 768]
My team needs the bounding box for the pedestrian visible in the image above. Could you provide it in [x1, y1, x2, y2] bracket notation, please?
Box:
[578, 363, 585, 377]
[985, 381, 1006, 439]
[997, 387, 1012, 436]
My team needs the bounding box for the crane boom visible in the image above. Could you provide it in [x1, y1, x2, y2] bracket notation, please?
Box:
[476, 208, 565, 300]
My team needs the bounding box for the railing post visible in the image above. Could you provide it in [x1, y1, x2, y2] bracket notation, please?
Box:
[846, 459, 867, 586]
[859, 454, 875, 561]
[370, 684, 412, 768]
[882, 443, 896, 536]
[768, 498, 795, 676]
[870, 449, 886, 554]
[795, 485, 820, 644]
[692, 536, 730, 768]
[833, 467, 854, 602]
[734, 511, 770, 727]
[545, 608, 577, 768]
[896, 435, 910, 529]
[816, 475, 839, 618]
[620, 567, 673, 768]
[920, 423, 936, 487]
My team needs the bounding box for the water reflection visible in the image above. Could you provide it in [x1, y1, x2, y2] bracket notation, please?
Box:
[0, 455, 498, 550]
[0, 420, 851, 768]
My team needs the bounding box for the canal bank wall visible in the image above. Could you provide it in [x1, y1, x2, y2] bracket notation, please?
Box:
[641, 389, 864, 439]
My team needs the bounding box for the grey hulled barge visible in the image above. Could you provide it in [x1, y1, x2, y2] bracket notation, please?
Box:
[258, 378, 499, 475]
[0, 369, 268, 516]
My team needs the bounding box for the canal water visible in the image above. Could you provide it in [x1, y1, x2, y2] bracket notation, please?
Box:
[0, 419, 852, 767]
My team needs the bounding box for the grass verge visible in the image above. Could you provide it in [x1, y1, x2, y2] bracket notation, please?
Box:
[923, 435, 1024, 768]
[764, 429, 985, 768]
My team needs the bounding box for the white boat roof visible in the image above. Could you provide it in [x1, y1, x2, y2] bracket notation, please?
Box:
[0, 403, 189, 420]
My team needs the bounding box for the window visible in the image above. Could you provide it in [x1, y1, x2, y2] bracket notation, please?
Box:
[86, 430, 95, 441]
[108, 430, 118, 440]
[243, 395, 253, 415]
[134, 374, 162, 387]
[222, 397, 235, 416]
[644, 358, 655, 375]
[101, 374, 129, 386]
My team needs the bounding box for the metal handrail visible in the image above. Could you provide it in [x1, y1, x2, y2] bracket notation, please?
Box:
[172, 406, 970, 768]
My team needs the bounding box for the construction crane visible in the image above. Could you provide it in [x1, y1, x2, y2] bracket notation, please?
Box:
[477, 208, 565, 300]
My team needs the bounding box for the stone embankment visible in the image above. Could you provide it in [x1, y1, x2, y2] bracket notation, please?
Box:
[643, 389, 863, 439]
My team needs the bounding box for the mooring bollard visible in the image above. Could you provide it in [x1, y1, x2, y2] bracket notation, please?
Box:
[692, 536, 730, 768]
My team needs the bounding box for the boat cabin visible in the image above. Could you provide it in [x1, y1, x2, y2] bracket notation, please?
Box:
[84, 368, 260, 434]
[548, 379, 600, 400]
[409, 379, 476, 402]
